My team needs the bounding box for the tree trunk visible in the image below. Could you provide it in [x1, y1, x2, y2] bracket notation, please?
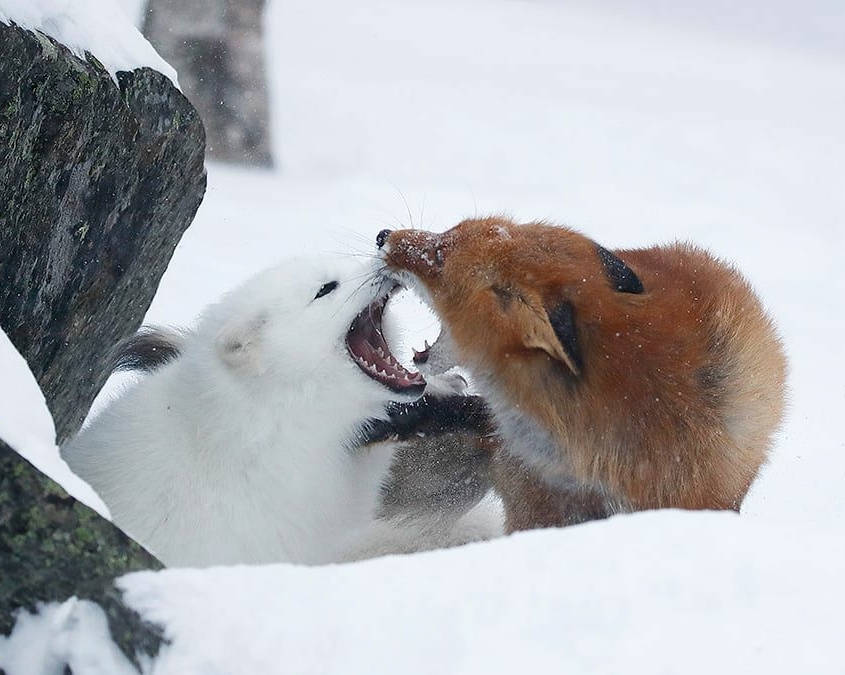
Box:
[143, 0, 273, 166]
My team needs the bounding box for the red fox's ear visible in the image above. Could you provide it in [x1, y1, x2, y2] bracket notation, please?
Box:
[596, 244, 643, 294]
[517, 299, 581, 376]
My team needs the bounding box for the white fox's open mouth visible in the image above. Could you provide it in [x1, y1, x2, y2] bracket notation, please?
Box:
[346, 292, 427, 395]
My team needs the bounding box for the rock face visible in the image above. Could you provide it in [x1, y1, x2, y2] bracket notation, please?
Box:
[143, 0, 273, 165]
[0, 22, 207, 446]
[0, 440, 165, 665]
[0, 20, 205, 667]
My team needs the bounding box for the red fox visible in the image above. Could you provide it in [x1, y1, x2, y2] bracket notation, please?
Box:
[376, 217, 787, 531]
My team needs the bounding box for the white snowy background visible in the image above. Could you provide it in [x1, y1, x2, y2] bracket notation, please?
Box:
[1, 0, 844, 672]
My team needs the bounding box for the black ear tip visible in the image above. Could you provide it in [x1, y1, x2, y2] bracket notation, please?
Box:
[547, 301, 583, 374]
[596, 244, 643, 294]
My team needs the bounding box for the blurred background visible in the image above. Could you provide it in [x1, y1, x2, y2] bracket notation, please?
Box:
[110, 0, 844, 525]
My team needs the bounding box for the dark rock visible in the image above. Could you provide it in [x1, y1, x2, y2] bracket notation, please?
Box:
[0, 21, 207, 446]
[0, 439, 165, 666]
[0, 20, 205, 667]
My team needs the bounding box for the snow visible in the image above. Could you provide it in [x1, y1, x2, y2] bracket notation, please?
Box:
[0, 599, 139, 675]
[0, 329, 110, 519]
[119, 511, 844, 674]
[3, 0, 845, 671]
[0, 0, 176, 85]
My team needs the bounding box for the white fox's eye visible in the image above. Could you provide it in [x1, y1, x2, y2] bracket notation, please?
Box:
[314, 281, 339, 299]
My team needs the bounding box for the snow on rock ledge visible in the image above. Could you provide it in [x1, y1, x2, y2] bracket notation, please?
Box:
[0, 0, 177, 85]
[0, 329, 108, 518]
[0, 599, 140, 675]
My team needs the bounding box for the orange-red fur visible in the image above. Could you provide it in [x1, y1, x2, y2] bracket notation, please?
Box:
[381, 217, 787, 531]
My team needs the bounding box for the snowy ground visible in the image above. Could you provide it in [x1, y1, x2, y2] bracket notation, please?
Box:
[120, 511, 844, 674]
[3, 0, 845, 672]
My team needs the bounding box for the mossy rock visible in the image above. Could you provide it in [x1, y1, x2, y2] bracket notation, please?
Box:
[0, 440, 165, 665]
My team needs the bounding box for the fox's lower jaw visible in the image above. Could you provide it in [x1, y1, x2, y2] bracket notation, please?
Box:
[345, 288, 427, 396]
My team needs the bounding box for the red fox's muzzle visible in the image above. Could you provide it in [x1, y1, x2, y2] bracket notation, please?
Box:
[376, 228, 448, 282]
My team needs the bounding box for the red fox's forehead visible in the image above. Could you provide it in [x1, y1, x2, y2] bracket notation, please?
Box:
[383, 217, 600, 294]
[452, 219, 594, 266]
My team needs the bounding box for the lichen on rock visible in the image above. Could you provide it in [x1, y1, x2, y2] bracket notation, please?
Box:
[0, 440, 165, 666]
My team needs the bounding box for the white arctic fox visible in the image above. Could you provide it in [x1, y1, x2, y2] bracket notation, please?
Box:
[62, 256, 500, 567]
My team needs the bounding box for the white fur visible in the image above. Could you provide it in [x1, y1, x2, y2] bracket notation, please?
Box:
[63, 257, 427, 567]
[64, 256, 505, 566]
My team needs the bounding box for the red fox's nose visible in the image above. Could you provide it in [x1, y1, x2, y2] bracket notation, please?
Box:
[378, 228, 445, 280]
[376, 229, 391, 248]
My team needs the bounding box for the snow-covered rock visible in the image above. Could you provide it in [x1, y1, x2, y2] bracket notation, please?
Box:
[0, 16, 205, 446]
[1, 1, 203, 666]
[0, 599, 139, 675]
[0, 0, 176, 84]
[0, 330, 108, 517]
[0, 333, 164, 671]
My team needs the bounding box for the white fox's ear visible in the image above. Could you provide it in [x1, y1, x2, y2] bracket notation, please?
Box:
[216, 313, 269, 374]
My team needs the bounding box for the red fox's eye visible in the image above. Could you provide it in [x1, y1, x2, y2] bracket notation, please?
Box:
[434, 248, 445, 265]
[491, 285, 513, 309]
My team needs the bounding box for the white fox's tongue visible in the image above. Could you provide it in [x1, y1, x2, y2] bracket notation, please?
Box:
[346, 296, 426, 394]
